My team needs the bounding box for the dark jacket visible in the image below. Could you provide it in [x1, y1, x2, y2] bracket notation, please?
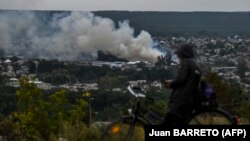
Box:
[168, 57, 202, 118]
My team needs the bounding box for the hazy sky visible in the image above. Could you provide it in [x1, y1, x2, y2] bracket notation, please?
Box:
[0, 0, 250, 11]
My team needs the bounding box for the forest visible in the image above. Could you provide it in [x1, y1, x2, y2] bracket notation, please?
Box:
[94, 11, 250, 37]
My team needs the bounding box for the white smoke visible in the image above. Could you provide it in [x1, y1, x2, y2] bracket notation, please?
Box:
[0, 11, 161, 62]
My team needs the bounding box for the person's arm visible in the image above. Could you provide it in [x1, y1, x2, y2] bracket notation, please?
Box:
[169, 60, 189, 89]
[163, 80, 172, 89]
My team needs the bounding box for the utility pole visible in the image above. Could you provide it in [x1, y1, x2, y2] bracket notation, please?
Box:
[82, 91, 93, 127]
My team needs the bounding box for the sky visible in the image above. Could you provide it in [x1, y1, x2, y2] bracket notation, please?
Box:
[0, 0, 250, 11]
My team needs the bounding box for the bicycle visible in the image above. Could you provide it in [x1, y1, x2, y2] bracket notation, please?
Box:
[100, 85, 238, 141]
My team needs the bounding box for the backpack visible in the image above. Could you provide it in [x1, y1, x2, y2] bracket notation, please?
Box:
[194, 81, 218, 110]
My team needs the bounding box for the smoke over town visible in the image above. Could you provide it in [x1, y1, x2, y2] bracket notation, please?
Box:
[0, 11, 161, 62]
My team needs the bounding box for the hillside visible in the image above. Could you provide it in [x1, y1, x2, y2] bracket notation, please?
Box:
[94, 11, 250, 36]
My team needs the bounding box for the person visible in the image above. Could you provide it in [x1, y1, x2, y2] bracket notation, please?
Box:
[162, 44, 202, 125]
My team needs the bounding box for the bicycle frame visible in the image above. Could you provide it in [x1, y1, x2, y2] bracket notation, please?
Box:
[126, 86, 162, 125]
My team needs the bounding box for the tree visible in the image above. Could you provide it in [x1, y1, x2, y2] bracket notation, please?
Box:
[51, 68, 71, 84]
[27, 60, 37, 73]
[155, 55, 167, 68]
[99, 76, 121, 91]
[16, 76, 51, 140]
[14, 76, 90, 140]
[237, 58, 247, 78]
[203, 73, 244, 112]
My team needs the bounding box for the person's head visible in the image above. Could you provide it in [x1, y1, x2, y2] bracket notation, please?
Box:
[175, 44, 196, 60]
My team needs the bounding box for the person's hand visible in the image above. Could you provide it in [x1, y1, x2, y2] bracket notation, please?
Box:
[163, 80, 172, 89]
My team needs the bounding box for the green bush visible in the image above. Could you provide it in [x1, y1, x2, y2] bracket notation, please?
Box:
[3, 76, 102, 141]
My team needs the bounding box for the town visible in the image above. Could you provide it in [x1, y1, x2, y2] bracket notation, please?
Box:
[1, 35, 250, 93]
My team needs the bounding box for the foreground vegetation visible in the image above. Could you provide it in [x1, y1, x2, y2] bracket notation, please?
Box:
[0, 77, 102, 141]
[0, 72, 250, 140]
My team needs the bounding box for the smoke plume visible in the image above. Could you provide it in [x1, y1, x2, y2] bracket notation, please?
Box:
[0, 11, 161, 62]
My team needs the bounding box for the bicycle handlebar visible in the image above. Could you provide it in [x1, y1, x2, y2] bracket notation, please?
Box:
[127, 85, 155, 102]
[127, 85, 146, 98]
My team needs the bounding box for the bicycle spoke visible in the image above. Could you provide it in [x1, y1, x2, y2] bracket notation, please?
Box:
[192, 117, 202, 125]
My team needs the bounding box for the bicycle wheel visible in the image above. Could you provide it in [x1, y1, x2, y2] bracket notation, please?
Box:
[100, 116, 145, 141]
[187, 108, 236, 125]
